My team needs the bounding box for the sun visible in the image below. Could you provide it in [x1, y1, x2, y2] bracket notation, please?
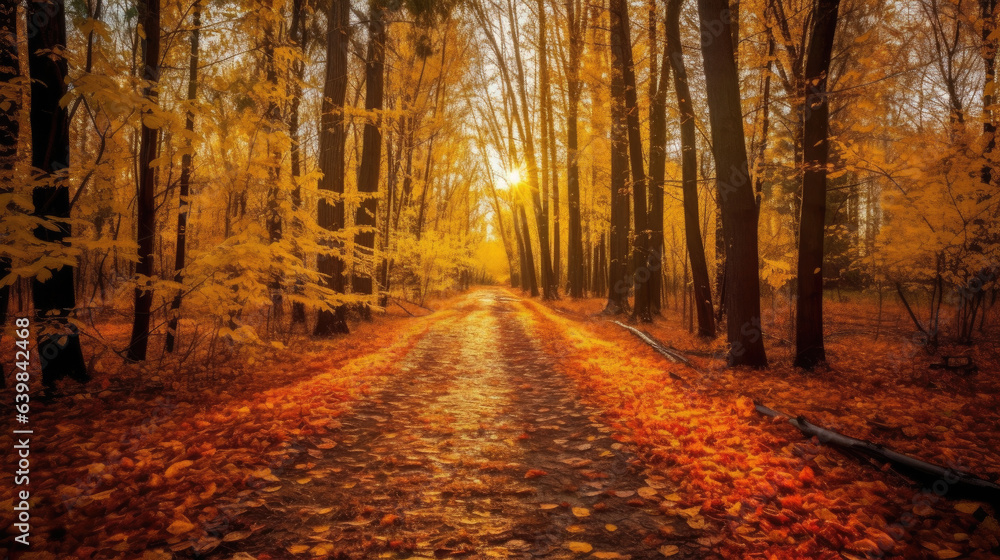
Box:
[505, 167, 523, 186]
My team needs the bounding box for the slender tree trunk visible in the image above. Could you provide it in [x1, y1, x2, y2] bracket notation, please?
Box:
[263, 16, 283, 314]
[315, 0, 351, 336]
[352, 0, 387, 312]
[518, 203, 540, 296]
[696, 0, 768, 367]
[667, 0, 715, 337]
[29, 0, 89, 385]
[605, 7, 631, 316]
[288, 0, 308, 324]
[794, 0, 841, 369]
[566, 0, 585, 297]
[982, 0, 998, 186]
[0, 0, 17, 386]
[647, 0, 665, 315]
[611, 0, 651, 322]
[126, 0, 161, 361]
[507, 0, 555, 298]
[165, 1, 201, 353]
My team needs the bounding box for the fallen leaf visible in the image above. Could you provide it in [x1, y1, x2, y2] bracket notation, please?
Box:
[659, 545, 679, 557]
[572, 507, 590, 517]
[566, 542, 593, 553]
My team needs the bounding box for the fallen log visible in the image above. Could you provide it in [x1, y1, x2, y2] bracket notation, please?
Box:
[611, 321, 691, 365]
[755, 403, 1000, 507]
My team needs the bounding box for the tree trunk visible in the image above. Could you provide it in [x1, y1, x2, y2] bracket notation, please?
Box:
[0, 0, 17, 386]
[29, 0, 89, 385]
[288, 0, 308, 324]
[667, 0, 715, 338]
[166, 0, 201, 353]
[507, 0, 555, 299]
[352, 0, 387, 311]
[605, 9, 631, 316]
[647, 0, 666, 316]
[610, 0, 651, 322]
[794, 0, 841, 369]
[566, 0, 585, 298]
[315, 0, 351, 336]
[126, 0, 161, 361]
[696, 0, 768, 367]
[981, 0, 998, 187]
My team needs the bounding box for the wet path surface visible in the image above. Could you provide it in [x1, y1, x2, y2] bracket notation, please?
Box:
[206, 291, 707, 559]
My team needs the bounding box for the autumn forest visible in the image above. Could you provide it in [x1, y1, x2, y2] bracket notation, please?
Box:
[1, 0, 1000, 557]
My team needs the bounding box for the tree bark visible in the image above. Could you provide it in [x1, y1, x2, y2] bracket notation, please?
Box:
[566, 0, 585, 298]
[29, 0, 89, 384]
[126, 0, 161, 361]
[611, 0, 652, 321]
[315, 0, 351, 336]
[165, 1, 201, 353]
[667, 0, 715, 338]
[794, 0, 841, 369]
[605, 5, 631, 316]
[288, 0, 308, 324]
[696, 0, 768, 367]
[0, 0, 17, 386]
[352, 0, 387, 310]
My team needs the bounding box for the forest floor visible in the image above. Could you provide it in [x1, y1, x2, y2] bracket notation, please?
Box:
[1, 287, 999, 560]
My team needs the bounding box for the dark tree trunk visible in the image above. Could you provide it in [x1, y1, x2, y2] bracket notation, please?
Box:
[981, 0, 998, 186]
[696, 0, 767, 367]
[507, 0, 555, 299]
[0, 0, 17, 386]
[566, 0, 585, 298]
[794, 0, 841, 369]
[647, 1, 666, 316]
[352, 0, 386, 307]
[289, 0, 308, 324]
[605, 15, 631, 316]
[29, 0, 89, 385]
[264, 16, 283, 312]
[314, 0, 351, 336]
[667, 0, 715, 338]
[126, 0, 161, 362]
[166, 0, 201, 353]
[610, 0, 652, 322]
[519, 204, 540, 297]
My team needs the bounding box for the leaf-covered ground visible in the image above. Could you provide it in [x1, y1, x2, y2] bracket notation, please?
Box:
[533, 293, 1000, 559]
[1, 288, 998, 559]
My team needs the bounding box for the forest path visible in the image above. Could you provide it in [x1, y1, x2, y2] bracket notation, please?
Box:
[208, 289, 706, 559]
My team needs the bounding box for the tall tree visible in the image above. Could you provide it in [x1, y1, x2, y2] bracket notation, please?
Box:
[981, 0, 998, 186]
[288, 0, 309, 324]
[29, 0, 89, 385]
[605, 0, 631, 315]
[696, 0, 768, 367]
[0, 0, 17, 386]
[565, 0, 586, 298]
[794, 0, 842, 369]
[667, 0, 715, 337]
[352, 0, 387, 308]
[314, 0, 352, 336]
[610, 0, 652, 321]
[507, 0, 556, 299]
[647, 0, 665, 314]
[166, 0, 202, 354]
[126, 0, 162, 361]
